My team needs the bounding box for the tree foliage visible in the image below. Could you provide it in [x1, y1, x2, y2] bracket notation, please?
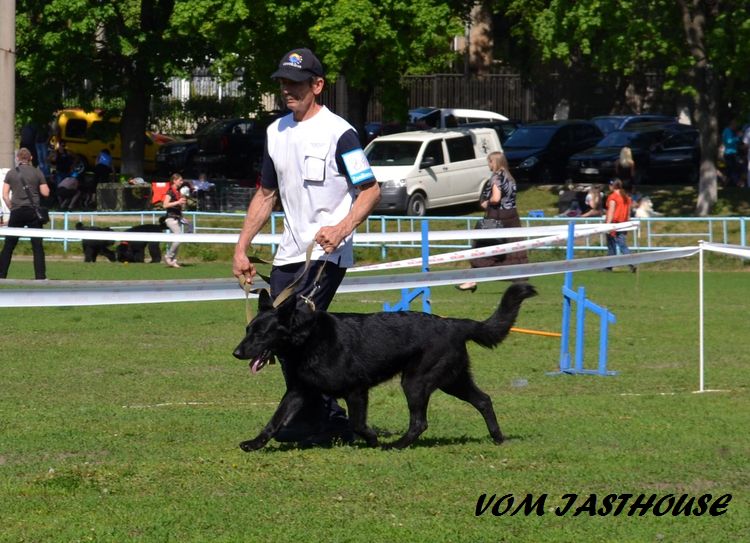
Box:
[493, 0, 750, 214]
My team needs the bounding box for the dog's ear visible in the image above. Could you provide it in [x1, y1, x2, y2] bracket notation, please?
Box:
[258, 289, 273, 312]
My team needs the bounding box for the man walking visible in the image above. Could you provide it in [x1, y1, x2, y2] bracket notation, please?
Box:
[0, 148, 50, 280]
[233, 47, 380, 446]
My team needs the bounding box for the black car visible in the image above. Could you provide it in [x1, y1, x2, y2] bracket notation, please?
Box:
[156, 136, 200, 176]
[461, 120, 520, 144]
[191, 118, 267, 180]
[568, 123, 700, 184]
[502, 120, 603, 183]
[591, 114, 677, 136]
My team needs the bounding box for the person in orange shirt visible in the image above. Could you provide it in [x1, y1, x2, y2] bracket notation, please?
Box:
[603, 178, 636, 272]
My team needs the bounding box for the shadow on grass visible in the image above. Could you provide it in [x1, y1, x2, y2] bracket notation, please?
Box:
[256, 431, 526, 452]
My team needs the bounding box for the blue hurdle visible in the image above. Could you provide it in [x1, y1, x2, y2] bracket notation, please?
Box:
[553, 222, 618, 376]
[383, 219, 431, 314]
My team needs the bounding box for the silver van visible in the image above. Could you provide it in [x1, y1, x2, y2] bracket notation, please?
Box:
[365, 127, 502, 216]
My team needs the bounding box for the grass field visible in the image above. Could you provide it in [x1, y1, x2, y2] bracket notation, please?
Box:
[0, 254, 748, 542]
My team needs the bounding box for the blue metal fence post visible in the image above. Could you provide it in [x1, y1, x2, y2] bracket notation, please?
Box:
[558, 221, 575, 371]
[421, 219, 431, 314]
[574, 285, 586, 372]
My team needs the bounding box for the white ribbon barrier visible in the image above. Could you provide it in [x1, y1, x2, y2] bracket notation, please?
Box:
[0, 247, 699, 308]
[700, 242, 750, 260]
[0, 221, 637, 245]
[350, 222, 635, 272]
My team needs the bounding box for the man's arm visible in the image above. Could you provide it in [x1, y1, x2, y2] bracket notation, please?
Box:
[2, 182, 11, 210]
[39, 179, 50, 198]
[314, 181, 380, 253]
[232, 186, 278, 281]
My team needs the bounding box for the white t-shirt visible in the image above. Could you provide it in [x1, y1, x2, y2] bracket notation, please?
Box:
[261, 106, 375, 267]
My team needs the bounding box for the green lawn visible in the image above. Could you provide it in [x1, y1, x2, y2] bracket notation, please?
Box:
[0, 257, 748, 542]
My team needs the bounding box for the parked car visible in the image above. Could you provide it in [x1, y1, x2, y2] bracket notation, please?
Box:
[51, 109, 173, 174]
[365, 127, 503, 216]
[568, 123, 700, 184]
[192, 118, 267, 180]
[408, 107, 508, 129]
[156, 136, 200, 176]
[591, 114, 677, 136]
[502, 120, 603, 184]
[461, 119, 520, 144]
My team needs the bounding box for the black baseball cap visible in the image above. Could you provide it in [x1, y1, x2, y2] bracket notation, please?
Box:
[271, 48, 324, 81]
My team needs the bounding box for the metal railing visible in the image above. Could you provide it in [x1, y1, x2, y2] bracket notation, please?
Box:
[18, 211, 750, 257]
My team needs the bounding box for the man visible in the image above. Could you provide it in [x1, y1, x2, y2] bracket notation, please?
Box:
[0, 148, 50, 280]
[232, 47, 381, 446]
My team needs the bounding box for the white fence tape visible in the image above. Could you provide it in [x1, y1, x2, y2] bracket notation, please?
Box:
[701, 242, 750, 260]
[0, 221, 638, 245]
[350, 222, 634, 272]
[0, 247, 699, 308]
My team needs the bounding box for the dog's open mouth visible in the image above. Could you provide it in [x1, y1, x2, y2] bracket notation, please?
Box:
[250, 350, 273, 374]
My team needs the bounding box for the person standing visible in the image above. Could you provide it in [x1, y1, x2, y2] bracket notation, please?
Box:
[457, 151, 527, 292]
[615, 146, 635, 183]
[742, 120, 750, 188]
[162, 173, 192, 268]
[603, 178, 635, 273]
[721, 119, 742, 186]
[0, 148, 50, 280]
[232, 47, 380, 446]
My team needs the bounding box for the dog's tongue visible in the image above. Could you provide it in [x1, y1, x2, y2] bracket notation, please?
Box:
[251, 357, 264, 374]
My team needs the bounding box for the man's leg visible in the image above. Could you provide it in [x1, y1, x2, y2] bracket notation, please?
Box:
[269, 260, 352, 445]
[0, 209, 28, 278]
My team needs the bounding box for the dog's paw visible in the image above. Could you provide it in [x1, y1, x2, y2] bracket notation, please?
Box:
[239, 438, 267, 452]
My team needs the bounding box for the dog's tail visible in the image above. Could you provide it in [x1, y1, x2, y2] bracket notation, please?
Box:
[470, 282, 537, 348]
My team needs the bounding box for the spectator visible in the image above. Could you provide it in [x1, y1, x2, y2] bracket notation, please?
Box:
[35, 121, 52, 177]
[232, 47, 380, 446]
[615, 146, 635, 183]
[721, 119, 742, 187]
[0, 148, 49, 280]
[51, 140, 75, 186]
[457, 151, 528, 291]
[56, 175, 80, 210]
[603, 178, 635, 273]
[581, 184, 604, 217]
[162, 173, 193, 268]
[742, 120, 750, 188]
[19, 123, 37, 158]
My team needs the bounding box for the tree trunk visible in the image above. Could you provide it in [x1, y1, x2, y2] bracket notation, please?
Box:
[120, 84, 149, 177]
[346, 85, 372, 146]
[679, 0, 719, 216]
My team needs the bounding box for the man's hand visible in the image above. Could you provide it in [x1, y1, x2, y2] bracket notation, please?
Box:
[233, 251, 257, 283]
[315, 225, 346, 253]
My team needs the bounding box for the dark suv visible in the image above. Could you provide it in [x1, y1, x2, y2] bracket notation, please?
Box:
[192, 118, 267, 180]
[568, 123, 700, 184]
[503, 120, 603, 184]
[591, 114, 676, 136]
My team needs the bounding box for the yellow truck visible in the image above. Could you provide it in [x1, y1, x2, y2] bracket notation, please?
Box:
[51, 109, 173, 174]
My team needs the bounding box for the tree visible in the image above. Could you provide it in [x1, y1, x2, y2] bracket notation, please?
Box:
[15, 0, 230, 176]
[213, 0, 470, 141]
[492, 0, 750, 215]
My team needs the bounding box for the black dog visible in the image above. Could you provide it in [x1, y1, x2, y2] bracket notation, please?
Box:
[116, 224, 163, 263]
[233, 282, 537, 450]
[75, 222, 116, 262]
[76, 221, 163, 263]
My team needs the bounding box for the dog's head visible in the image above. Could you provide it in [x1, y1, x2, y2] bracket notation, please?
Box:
[232, 289, 317, 374]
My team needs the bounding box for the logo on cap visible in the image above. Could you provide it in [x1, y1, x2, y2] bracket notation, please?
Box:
[286, 53, 303, 68]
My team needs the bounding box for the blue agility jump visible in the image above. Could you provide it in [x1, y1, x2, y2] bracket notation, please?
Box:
[384, 219, 431, 314]
[554, 222, 618, 376]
